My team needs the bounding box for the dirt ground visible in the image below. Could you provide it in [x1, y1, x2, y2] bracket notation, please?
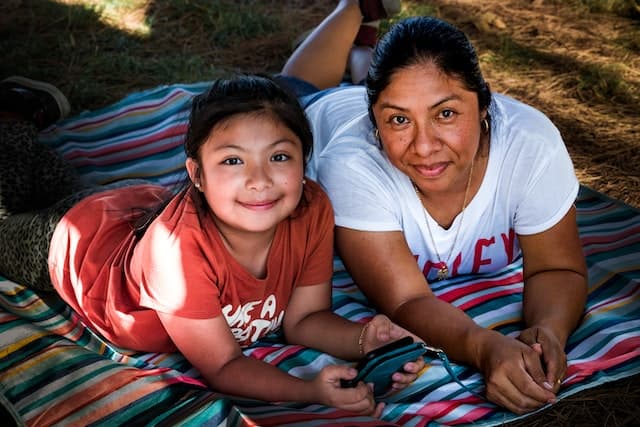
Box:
[421, 0, 640, 208]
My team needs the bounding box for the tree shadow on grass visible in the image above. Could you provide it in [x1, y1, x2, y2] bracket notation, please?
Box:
[430, 0, 639, 196]
[0, 0, 332, 113]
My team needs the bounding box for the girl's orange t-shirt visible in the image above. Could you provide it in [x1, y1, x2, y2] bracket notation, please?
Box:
[49, 181, 334, 352]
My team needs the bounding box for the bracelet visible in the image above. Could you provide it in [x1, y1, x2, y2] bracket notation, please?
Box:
[358, 321, 371, 356]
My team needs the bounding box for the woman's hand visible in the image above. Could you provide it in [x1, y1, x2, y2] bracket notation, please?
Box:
[476, 331, 557, 414]
[389, 358, 426, 391]
[518, 325, 567, 393]
[361, 314, 426, 390]
[311, 365, 384, 417]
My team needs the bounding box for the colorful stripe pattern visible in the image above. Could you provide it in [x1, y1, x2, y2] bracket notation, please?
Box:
[1, 84, 638, 426]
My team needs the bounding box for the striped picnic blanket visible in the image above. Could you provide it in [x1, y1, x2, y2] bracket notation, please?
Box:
[0, 83, 638, 426]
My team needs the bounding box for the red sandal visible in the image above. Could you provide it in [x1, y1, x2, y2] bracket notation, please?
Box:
[359, 0, 401, 22]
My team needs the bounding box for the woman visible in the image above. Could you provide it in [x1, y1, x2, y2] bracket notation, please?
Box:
[279, 0, 588, 415]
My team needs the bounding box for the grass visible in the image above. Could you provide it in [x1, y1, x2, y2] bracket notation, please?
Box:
[0, 0, 301, 112]
[2, 0, 635, 111]
[580, 0, 640, 16]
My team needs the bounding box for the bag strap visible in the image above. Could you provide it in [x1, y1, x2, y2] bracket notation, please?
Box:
[422, 344, 487, 400]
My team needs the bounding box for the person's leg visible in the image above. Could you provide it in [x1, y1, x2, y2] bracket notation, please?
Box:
[281, 0, 364, 90]
[281, 0, 400, 89]
[0, 192, 87, 291]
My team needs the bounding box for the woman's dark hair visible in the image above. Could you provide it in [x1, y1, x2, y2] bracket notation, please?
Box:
[366, 16, 492, 126]
[134, 74, 313, 237]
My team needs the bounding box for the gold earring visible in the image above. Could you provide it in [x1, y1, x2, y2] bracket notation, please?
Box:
[374, 128, 380, 141]
[481, 118, 490, 133]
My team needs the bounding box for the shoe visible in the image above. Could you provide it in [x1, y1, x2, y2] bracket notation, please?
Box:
[359, 0, 401, 22]
[354, 24, 379, 47]
[0, 76, 70, 129]
[356, 0, 401, 47]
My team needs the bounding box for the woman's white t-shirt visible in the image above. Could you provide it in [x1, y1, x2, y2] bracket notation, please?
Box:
[305, 86, 578, 282]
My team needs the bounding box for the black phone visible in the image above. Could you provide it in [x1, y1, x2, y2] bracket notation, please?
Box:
[340, 336, 426, 396]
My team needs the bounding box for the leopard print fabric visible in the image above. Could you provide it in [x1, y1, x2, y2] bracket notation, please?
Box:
[0, 120, 91, 290]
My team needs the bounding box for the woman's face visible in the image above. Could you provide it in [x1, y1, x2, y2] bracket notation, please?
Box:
[372, 62, 485, 196]
[186, 112, 305, 238]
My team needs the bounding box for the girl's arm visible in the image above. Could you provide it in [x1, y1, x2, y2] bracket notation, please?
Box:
[283, 279, 426, 389]
[283, 280, 403, 359]
[157, 311, 380, 415]
[517, 206, 588, 385]
[333, 226, 557, 414]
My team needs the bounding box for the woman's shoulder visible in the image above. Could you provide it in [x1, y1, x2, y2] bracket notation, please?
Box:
[490, 93, 565, 158]
[492, 93, 560, 137]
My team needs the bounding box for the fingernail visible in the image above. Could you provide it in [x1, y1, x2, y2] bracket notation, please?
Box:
[543, 381, 553, 390]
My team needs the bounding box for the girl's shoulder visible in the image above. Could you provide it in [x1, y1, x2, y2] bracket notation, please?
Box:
[301, 178, 332, 208]
[293, 178, 333, 225]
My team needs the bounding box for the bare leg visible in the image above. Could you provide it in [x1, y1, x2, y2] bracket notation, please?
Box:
[281, 0, 363, 90]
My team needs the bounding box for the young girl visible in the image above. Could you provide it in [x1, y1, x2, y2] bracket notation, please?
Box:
[0, 74, 422, 416]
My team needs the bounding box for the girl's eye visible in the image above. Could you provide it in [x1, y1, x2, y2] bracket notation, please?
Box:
[222, 157, 243, 165]
[271, 153, 290, 162]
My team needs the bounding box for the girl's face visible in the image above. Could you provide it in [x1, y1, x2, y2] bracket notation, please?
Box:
[186, 112, 305, 239]
[372, 62, 485, 196]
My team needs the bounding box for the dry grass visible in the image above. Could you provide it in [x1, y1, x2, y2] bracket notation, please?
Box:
[423, 0, 640, 209]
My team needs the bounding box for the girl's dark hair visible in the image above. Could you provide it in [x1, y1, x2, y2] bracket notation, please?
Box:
[185, 74, 313, 166]
[134, 74, 313, 237]
[365, 16, 492, 126]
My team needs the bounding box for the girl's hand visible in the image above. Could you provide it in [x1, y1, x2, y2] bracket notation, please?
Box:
[360, 314, 420, 354]
[518, 326, 567, 393]
[311, 365, 384, 417]
[361, 314, 425, 390]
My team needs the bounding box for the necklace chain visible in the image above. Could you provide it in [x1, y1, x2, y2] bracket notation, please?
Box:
[413, 158, 475, 281]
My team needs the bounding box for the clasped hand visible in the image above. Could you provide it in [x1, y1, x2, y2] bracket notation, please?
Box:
[479, 326, 566, 414]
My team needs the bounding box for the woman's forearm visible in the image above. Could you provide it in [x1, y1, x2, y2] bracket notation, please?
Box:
[390, 294, 500, 369]
[522, 270, 587, 345]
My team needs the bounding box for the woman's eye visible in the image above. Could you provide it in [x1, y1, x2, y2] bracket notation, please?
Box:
[440, 109, 455, 119]
[222, 157, 242, 165]
[390, 115, 409, 125]
[272, 153, 290, 162]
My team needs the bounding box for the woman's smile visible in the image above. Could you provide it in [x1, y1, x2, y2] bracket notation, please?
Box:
[413, 161, 449, 179]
